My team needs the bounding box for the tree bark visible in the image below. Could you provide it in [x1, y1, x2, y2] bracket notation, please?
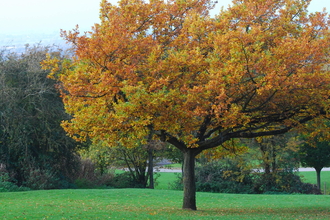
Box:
[315, 167, 322, 190]
[148, 148, 154, 189]
[182, 149, 198, 210]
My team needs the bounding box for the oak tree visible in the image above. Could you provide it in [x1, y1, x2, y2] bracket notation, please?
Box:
[43, 0, 330, 210]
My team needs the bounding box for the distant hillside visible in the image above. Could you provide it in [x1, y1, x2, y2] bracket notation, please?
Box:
[0, 32, 69, 53]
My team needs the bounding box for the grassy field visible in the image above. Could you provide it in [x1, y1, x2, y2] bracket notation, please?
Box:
[155, 172, 179, 190]
[1, 169, 329, 219]
[1, 188, 330, 219]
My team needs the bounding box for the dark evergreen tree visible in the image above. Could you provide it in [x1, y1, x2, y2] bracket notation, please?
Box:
[0, 45, 80, 189]
[299, 136, 330, 190]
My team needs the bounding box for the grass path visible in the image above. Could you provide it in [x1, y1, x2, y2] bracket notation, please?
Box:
[1, 189, 330, 219]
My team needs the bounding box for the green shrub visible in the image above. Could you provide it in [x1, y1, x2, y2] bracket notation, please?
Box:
[108, 172, 133, 188]
[195, 160, 255, 194]
[24, 168, 60, 190]
[168, 173, 183, 190]
[254, 171, 321, 194]
[74, 159, 114, 189]
[172, 159, 321, 195]
[108, 172, 147, 188]
[0, 172, 30, 192]
[74, 178, 95, 189]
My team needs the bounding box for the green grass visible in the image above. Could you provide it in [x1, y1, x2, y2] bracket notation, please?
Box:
[155, 172, 179, 190]
[1, 189, 330, 219]
[1, 170, 330, 219]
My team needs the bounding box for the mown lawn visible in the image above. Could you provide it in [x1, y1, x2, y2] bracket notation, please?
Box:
[1, 169, 329, 219]
[1, 188, 330, 219]
[155, 172, 179, 190]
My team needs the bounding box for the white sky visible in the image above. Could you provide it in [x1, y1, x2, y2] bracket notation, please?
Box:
[0, 0, 329, 35]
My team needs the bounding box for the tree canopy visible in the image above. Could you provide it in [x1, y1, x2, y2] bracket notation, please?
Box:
[43, 0, 330, 210]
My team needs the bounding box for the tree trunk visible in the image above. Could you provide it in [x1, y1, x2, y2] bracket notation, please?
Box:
[182, 149, 198, 210]
[148, 148, 154, 189]
[147, 127, 154, 189]
[264, 163, 271, 175]
[315, 167, 322, 190]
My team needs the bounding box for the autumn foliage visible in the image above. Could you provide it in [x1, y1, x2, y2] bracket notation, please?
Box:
[43, 0, 330, 210]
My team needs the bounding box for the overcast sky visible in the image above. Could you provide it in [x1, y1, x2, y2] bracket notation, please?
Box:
[0, 0, 329, 35]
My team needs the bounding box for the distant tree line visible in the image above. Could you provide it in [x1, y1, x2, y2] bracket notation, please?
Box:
[0, 45, 80, 190]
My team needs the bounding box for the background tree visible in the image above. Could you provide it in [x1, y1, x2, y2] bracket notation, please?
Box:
[81, 140, 165, 188]
[146, 139, 166, 189]
[43, 0, 330, 210]
[163, 145, 184, 166]
[298, 120, 330, 190]
[243, 134, 301, 192]
[0, 45, 80, 189]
